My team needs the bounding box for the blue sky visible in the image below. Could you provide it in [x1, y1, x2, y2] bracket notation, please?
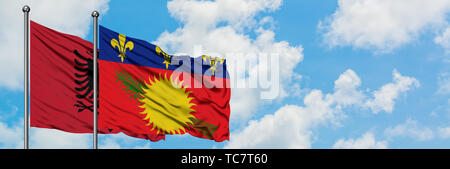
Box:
[1, 0, 450, 149]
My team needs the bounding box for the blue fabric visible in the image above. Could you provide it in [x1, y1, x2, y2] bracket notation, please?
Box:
[99, 25, 229, 78]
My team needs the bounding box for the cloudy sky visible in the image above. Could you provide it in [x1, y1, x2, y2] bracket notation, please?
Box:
[1, 0, 450, 149]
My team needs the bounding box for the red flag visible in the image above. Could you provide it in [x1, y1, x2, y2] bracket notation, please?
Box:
[29, 21, 164, 141]
[98, 26, 230, 141]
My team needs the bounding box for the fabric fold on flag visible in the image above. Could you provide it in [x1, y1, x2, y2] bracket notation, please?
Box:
[30, 20, 164, 141]
[99, 25, 231, 142]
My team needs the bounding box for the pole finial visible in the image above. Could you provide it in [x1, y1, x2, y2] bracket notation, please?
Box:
[92, 11, 99, 17]
[22, 5, 30, 12]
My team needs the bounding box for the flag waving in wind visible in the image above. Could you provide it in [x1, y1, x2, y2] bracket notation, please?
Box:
[30, 20, 105, 133]
[29, 21, 164, 141]
[98, 26, 231, 141]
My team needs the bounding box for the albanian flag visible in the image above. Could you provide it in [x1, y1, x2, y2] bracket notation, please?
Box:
[99, 26, 231, 141]
[29, 21, 163, 141]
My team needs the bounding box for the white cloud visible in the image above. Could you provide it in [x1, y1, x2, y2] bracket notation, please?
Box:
[438, 127, 450, 139]
[167, 0, 282, 30]
[435, 27, 450, 53]
[0, 120, 22, 149]
[365, 69, 420, 114]
[225, 69, 363, 148]
[99, 133, 151, 149]
[320, 0, 450, 52]
[0, 0, 110, 90]
[333, 132, 388, 149]
[0, 116, 92, 149]
[437, 73, 450, 95]
[225, 97, 328, 149]
[30, 128, 90, 149]
[384, 119, 434, 141]
[330, 69, 365, 107]
[155, 0, 304, 122]
[226, 69, 420, 148]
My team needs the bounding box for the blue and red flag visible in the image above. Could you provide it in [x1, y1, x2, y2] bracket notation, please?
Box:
[98, 26, 231, 141]
[29, 21, 163, 141]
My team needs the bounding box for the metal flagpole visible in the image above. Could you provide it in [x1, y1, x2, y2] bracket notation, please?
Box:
[23, 5, 30, 150]
[92, 11, 99, 149]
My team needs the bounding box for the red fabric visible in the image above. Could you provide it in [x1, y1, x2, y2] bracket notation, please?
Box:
[29, 21, 164, 141]
[98, 60, 231, 142]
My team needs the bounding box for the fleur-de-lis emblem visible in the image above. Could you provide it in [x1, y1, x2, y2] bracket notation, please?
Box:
[111, 34, 134, 62]
[155, 46, 173, 69]
[202, 55, 225, 76]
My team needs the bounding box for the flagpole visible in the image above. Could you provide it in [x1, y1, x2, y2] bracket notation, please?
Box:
[23, 5, 30, 150]
[92, 11, 99, 149]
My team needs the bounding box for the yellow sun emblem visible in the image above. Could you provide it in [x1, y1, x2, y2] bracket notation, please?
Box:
[138, 74, 196, 134]
[115, 70, 219, 139]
